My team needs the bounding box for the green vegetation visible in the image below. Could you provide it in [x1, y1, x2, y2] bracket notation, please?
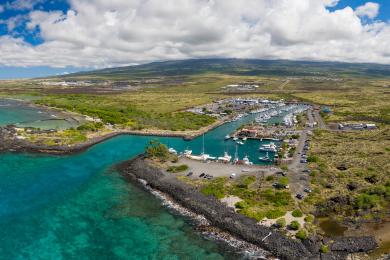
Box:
[301, 128, 390, 223]
[295, 229, 307, 240]
[1, 59, 389, 236]
[266, 209, 286, 219]
[77, 122, 104, 131]
[200, 177, 227, 199]
[167, 164, 189, 173]
[35, 94, 215, 131]
[145, 140, 170, 161]
[320, 245, 329, 253]
[290, 220, 300, 230]
[304, 214, 314, 223]
[276, 218, 286, 228]
[201, 176, 294, 221]
[292, 209, 303, 218]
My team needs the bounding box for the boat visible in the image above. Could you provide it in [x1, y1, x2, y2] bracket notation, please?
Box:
[259, 142, 277, 152]
[184, 149, 192, 156]
[168, 148, 177, 155]
[188, 134, 212, 161]
[218, 152, 232, 163]
[258, 152, 271, 162]
[224, 135, 230, 140]
[233, 136, 238, 141]
[242, 155, 253, 165]
[236, 141, 244, 145]
[242, 137, 247, 141]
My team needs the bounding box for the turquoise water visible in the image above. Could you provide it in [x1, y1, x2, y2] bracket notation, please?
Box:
[0, 103, 301, 259]
[0, 99, 79, 130]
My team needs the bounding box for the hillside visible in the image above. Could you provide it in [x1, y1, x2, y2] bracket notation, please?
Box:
[61, 59, 390, 80]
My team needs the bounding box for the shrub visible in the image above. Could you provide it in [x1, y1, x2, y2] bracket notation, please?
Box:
[266, 176, 274, 181]
[201, 177, 227, 199]
[77, 122, 104, 131]
[355, 193, 380, 210]
[167, 164, 188, 173]
[235, 201, 249, 209]
[292, 209, 303, 218]
[304, 214, 314, 223]
[279, 176, 289, 186]
[290, 220, 300, 230]
[266, 209, 286, 219]
[276, 218, 286, 228]
[320, 245, 329, 253]
[295, 229, 307, 240]
[238, 208, 266, 221]
[307, 155, 320, 163]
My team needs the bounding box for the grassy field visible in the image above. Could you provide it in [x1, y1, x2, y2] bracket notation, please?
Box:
[301, 128, 390, 222]
[200, 175, 296, 221]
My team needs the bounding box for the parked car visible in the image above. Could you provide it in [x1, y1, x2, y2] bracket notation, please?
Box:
[302, 169, 310, 173]
[230, 173, 236, 179]
[199, 173, 205, 177]
[186, 171, 193, 177]
[304, 188, 312, 193]
[296, 194, 304, 200]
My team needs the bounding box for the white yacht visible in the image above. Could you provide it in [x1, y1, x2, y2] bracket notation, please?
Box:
[259, 142, 277, 152]
[168, 148, 177, 155]
[242, 155, 253, 165]
[218, 152, 232, 163]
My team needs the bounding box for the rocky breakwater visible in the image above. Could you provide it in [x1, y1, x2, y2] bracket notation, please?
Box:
[118, 155, 318, 259]
[118, 156, 379, 259]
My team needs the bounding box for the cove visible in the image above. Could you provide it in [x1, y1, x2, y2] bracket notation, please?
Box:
[0, 103, 302, 258]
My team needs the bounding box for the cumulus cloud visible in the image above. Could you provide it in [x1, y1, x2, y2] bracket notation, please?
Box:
[5, 0, 44, 11]
[0, 0, 389, 68]
[355, 2, 380, 19]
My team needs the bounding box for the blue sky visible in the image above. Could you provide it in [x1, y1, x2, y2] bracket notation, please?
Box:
[0, 0, 390, 79]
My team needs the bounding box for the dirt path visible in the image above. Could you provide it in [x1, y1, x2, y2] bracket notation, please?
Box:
[278, 79, 290, 90]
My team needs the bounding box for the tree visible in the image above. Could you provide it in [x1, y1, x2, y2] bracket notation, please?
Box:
[145, 140, 169, 161]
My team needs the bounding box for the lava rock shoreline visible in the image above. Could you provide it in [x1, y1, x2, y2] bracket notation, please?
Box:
[117, 155, 378, 259]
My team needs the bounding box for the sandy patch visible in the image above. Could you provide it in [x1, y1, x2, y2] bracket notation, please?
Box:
[220, 196, 242, 209]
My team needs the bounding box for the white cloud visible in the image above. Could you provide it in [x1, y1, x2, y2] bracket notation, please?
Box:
[355, 2, 380, 19]
[0, 5, 4, 13]
[5, 0, 44, 11]
[0, 0, 389, 68]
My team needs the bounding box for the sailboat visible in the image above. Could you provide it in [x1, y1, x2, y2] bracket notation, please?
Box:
[233, 144, 239, 164]
[258, 152, 271, 162]
[188, 134, 213, 161]
[218, 152, 232, 163]
[242, 155, 253, 165]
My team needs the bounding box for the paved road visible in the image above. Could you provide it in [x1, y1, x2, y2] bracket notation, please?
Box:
[313, 110, 328, 129]
[288, 130, 310, 197]
[288, 109, 315, 198]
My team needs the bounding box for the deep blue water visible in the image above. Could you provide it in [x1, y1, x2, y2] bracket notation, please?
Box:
[0, 101, 298, 259]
